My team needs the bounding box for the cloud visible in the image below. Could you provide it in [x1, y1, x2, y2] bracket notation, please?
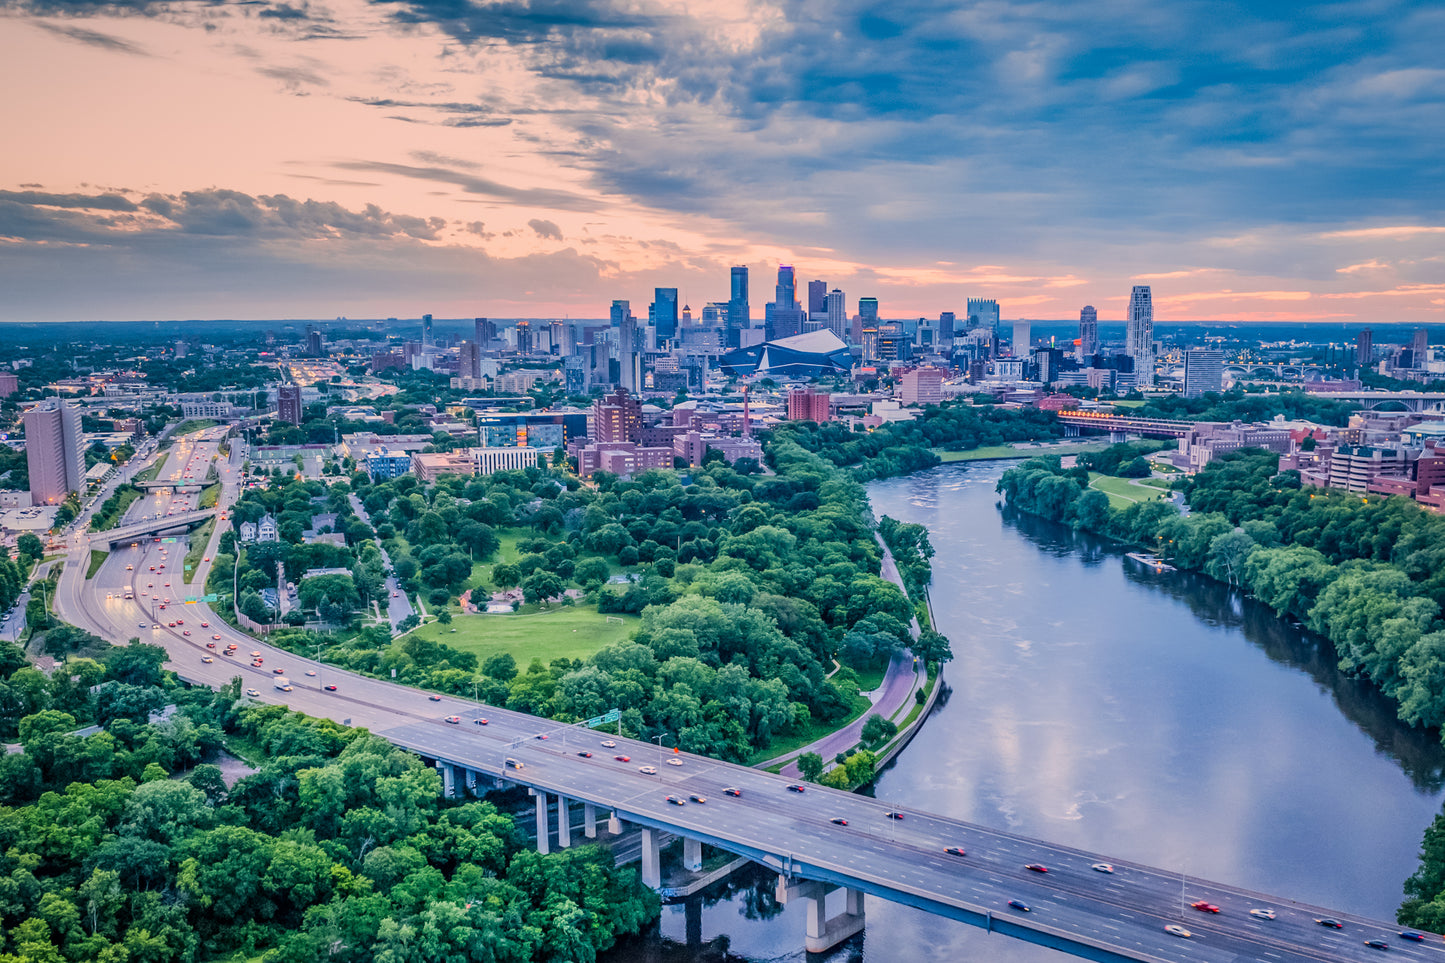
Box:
[257, 65, 330, 92]
[1318, 226, 1445, 240]
[332, 160, 602, 212]
[0, 189, 138, 212]
[29, 21, 148, 54]
[528, 218, 561, 240]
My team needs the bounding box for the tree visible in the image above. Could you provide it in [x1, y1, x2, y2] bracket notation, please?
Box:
[797, 752, 824, 782]
[522, 571, 566, 607]
[17, 532, 44, 562]
[483, 653, 517, 682]
[860, 714, 897, 747]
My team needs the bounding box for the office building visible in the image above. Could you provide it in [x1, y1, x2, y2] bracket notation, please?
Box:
[788, 388, 832, 423]
[1011, 321, 1032, 356]
[939, 312, 957, 343]
[1126, 285, 1154, 386]
[858, 297, 879, 323]
[727, 266, 750, 348]
[898, 368, 945, 406]
[1078, 306, 1098, 361]
[475, 318, 495, 346]
[1357, 329, 1373, 368]
[422, 313, 433, 346]
[652, 288, 679, 341]
[305, 325, 323, 357]
[24, 401, 84, 506]
[475, 446, 547, 476]
[966, 299, 999, 328]
[515, 321, 533, 355]
[550, 320, 568, 356]
[411, 451, 478, 483]
[1412, 329, 1429, 369]
[277, 384, 303, 425]
[808, 279, 828, 320]
[826, 289, 848, 341]
[1183, 349, 1224, 398]
[765, 264, 806, 341]
[617, 311, 640, 393]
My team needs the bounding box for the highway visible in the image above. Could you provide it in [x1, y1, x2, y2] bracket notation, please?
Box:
[51, 428, 1440, 963]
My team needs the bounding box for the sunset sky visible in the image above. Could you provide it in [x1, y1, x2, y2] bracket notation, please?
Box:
[1, 0, 1442, 323]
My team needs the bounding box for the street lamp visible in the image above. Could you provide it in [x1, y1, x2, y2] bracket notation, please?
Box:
[653, 733, 665, 770]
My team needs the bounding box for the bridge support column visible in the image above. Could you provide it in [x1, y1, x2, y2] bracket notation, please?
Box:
[683, 837, 703, 872]
[556, 796, 571, 849]
[437, 761, 455, 798]
[464, 768, 477, 797]
[584, 803, 598, 838]
[775, 877, 866, 954]
[608, 811, 623, 835]
[640, 827, 661, 889]
[533, 790, 550, 855]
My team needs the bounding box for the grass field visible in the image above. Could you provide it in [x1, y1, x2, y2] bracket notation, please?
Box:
[91, 486, 142, 531]
[200, 483, 221, 509]
[464, 530, 525, 593]
[173, 419, 218, 436]
[183, 519, 214, 583]
[86, 550, 108, 579]
[1088, 472, 1167, 510]
[935, 440, 1113, 462]
[135, 455, 168, 484]
[417, 604, 639, 667]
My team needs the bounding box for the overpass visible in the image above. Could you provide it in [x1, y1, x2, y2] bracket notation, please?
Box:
[135, 479, 205, 493]
[90, 508, 216, 547]
[1057, 411, 1199, 439]
[65, 528, 1426, 961]
[1301, 389, 1445, 412]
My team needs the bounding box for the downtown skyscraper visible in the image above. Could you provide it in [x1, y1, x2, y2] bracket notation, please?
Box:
[727, 266, 749, 348]
[1078, 305, 1099, 361]
[24, 401, 83, 506]
[1126, 285, 1154, 385]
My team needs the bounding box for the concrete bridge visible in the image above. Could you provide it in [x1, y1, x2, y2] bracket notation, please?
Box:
[90, 508, 216, 547]
[1057, 411, 1198, 440]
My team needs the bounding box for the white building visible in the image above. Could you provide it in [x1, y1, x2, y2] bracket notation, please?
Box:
[474, 446, 546, 475]
[1126, 285, 1154, 386]
[256, 514, 280, 542]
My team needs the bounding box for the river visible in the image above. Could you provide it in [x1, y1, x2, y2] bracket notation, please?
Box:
[605, 461, 1445, 961]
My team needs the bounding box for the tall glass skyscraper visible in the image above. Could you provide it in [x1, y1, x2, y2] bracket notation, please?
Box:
[652, 287, 679, 341]
[727, 266, 749, 348]
[1126, 285, 1154, 385]
[1078, 305, 1098, 361]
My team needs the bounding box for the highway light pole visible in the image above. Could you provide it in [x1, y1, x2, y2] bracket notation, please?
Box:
[654, 733, 665, 770]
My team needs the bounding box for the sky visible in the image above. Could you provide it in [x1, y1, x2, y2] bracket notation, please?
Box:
[0, 0, 1442, 324]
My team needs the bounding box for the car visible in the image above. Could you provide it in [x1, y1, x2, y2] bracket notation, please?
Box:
[203, 557, 210, 562]
[1025, 864, 1048, 873]
[601, 740, 617, 748]
[445, 716, 460, 724]
[1008, 900, 1031, 912]
[830, 817, 848, 826]
[577, 751, 593, 758]
[1250, 909, 1277, 920]
[251, 651, 261, 657]
[1399, 931, 1425, 942]
[614, 754, 631, 762]
[428, 695, 442, 702]
[176, 619, 183, 625]
[535, 734, 548, 740]
[639, 765, 658, 775]
[787, 784, 805, 793]
[251, 661, 263, 667]
[689, 794, 707, 803]
[245, 688, 260, 697]
[473, 718, 488, 725]
[1164, 925, 1192, 938]
[212, 634, 221, 640]
[272, 667, 285, 675]
[505, 758, 523, 769]
[167, 621, 176, 628]
[201, 656, 213, 663]
[665, 795, 685, 806]
[1316, 918, 1344, 929]
[1092, 863, 1115, 873]
[944, 847, 966, 857]
[324, 685, 337, 691]
[724, 787, 742, 797]
[305, 671, 317, 677]
[200, 622, 209, 628]
[1365, 940, 1390, 950]
[182, 630, 191, 636]
[1191, 901, 1221, 914]
[885, 811, 904, 820]
[392, 591, 398, 597]
[666, 757, 683, 766]
[206, 641, 216, 649]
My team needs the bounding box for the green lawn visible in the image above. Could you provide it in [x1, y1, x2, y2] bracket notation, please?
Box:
[1136, 477, 1174, 490]
[173, 419, 218, 436]
[135, 455, 168, 484]
[183, 519, 215, 583]
[86, 550, 109, 579]
[91, 486, 142, 531]
[417, 604, 639, 667]
[464, 529, 526, 593]
[1110, 399, 1147, 408]
[935, 441, 1113, 462]
[1088, 473, 1167, 510]
[200, 483, 221, 509]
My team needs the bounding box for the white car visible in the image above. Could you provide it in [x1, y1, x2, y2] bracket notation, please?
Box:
[638, 765, 658, 775]
[245, 688, 260, 697]
[666, 757, 683, 766]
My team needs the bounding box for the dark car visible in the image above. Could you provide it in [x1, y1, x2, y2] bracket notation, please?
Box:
[1365, 940, 1390, 950]
[614, 755, 631, 762]
[1008, 900, 1031, 912]
[723, 787, 742, 797]
[1316, 919, 1344, 929]
[945, 847, 966, 857]
[1025, 864, 1049, 873]
[324, 685, 337, 691]
[787, 784, 805, 793]
[577, 751, 593, 758]
[885, 811, 904, 820]
[689, 794, 707, 803]
[473, 718, 488, 725]
[428, 695, 442, 702]
[535, 734, 548, 740]
[665, 795, 685, 806]
[1400, 932, 1425, 942]
[830, 817, 848, 826]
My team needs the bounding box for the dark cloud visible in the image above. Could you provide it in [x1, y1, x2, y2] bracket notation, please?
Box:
[444, 117, 513, 127]
[349, 96, 494, 114]
[29, 20, 148, 53]
[258, 2, 312, 19]
[410, 150, 482, 170]
[0, 189, 138, 211]
[528, 217, 561, 240]
[257, 64, 329, 90]
[332, 160, 601, 211]
[375, 0, 654, 47]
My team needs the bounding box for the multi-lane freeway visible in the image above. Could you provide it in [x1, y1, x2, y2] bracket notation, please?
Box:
[50, 427, 1441, 962]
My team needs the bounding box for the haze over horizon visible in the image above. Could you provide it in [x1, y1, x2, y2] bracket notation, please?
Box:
[2, 0, 1442, 324]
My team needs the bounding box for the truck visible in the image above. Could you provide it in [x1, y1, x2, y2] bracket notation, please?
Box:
[273, 677, 293, 692]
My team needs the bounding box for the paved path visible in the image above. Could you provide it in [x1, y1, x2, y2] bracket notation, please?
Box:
[769, 533, 923, 777]
[349, 493, 411, 633]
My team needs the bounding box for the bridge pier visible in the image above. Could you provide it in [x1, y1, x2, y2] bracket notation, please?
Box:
[437, 761, 455, 798]
[640, 827, 661, 889]
[464, 768, 477, 797]
[608, 811, 623, 835]
[533, 789, 550, 855]
[556, 796, 571, 849]
[776, 877, 865, 954]
[683, 837, 703, 872]
[584, 802, 598, 838]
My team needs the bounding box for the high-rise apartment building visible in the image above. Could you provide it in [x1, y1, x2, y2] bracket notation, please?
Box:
[787, 388, 832, 423]
[1011, 321, 1032, 356]
[24, 401, 83, 506]
[1183, 349, 1224, 398]
[550, 320, 567, 356]
[826, 289, 847, 341]
[727, 266, 749, 348]
[1126, 285, 1154, 386]
[0, 373, 18, 397]
[277, 384, 303, 425]
[422, 314, 434, 346]
[652, 288, 679, 341]
[617, 311, 639, 393]
[1078, 305, 1099, 361]
[593, 388, 642, 443]
[898, 367, 945, 405]
[1357, 329, 1373, 368]
[458, 341, 482, 380]
[474, 318, 495, 345]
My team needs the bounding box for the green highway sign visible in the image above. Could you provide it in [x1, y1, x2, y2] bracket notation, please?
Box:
[583, 709, 621, 728]
[184, 594, 220, 604]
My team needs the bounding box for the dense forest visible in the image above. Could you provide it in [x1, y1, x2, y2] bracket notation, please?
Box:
[0, 636, 658, 962]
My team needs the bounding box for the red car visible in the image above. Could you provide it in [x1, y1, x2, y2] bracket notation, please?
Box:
[251, 661, 263, 667]
[1025, 864, 1048, 873]
[830, 817, 848, 826]
[272, 668, 285, 675]
[614, 755, 631, 763]
[1191, 902, 1221, 914]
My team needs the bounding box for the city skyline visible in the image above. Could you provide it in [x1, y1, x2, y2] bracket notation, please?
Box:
[1, 1, 1442, 324]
